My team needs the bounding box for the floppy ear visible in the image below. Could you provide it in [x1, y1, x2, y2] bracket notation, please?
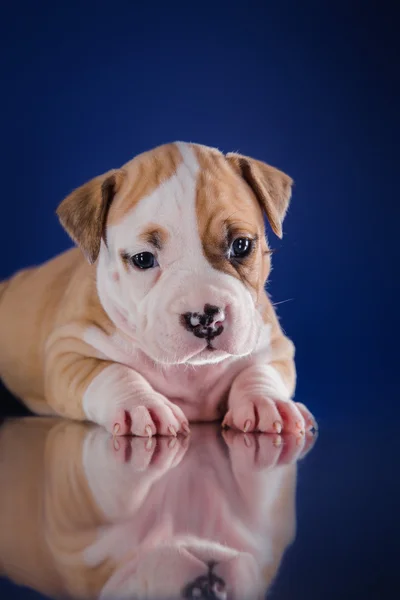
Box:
[226, 153, 293, 238]
[56, 169, 125, 264]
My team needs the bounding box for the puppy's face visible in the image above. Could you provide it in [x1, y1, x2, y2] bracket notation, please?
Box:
[57, 143, 292, 365]
[99, 539, 265, 600]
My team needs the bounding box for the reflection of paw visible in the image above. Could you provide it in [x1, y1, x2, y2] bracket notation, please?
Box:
[222, 395, 317, 435]
[110, 394, 190, 438]
[83, 427, 190, 523]
[110, 434, 190, 472]
[222, 429, 317, 470]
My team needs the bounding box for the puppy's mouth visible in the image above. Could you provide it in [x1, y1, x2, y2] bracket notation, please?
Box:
[199, 337, 222, 355]
[206, 339, 215, 351]
[185, 346, 231, 367]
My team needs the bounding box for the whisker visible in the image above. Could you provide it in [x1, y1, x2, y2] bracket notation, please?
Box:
[272, 298, 294, 307]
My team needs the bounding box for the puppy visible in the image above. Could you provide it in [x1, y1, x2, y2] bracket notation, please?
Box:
[0, 142, 316, 436]
[0, 419, 316, 599]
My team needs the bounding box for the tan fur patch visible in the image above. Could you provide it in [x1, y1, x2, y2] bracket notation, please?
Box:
[57, 170, 126, 264]
[226, 153, 293, 239]
[138, 223, 169, 250]
[192, 144, 270, 301]
[107, 144, 182, 226]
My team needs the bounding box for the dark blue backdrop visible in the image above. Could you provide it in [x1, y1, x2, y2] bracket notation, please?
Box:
[0, 0, 398, 424]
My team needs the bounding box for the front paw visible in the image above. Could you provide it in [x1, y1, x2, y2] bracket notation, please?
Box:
[222, 395, 317, 435]
[222, 428, 317, 469]
[84, 364, 190, 437]
[111, 394, 190, 438]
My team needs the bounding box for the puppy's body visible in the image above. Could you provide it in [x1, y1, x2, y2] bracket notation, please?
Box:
[0, 248, 285, 421]
[0, 249, 88, 415]
[0, 142, 316, 435]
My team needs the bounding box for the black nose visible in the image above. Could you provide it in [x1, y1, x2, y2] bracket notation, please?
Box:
[180, 304, 224, 340]
[182, 567, 227, 599]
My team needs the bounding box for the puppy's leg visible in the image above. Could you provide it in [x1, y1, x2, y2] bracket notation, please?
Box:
[222, 335, 317, 435]
[45, 354, 189, 437]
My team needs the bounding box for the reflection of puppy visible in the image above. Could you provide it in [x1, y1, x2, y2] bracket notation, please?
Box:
[0, 419, 316, 599]
[0, 142, 317, 436]
[92, 427, 315, 600]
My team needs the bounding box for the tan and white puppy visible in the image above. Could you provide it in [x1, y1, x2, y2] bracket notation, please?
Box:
[0, 142, 316, 436]
[0, 419, 316, 599]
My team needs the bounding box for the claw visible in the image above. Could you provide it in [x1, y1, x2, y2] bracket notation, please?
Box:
[145, 425, 153, 438]
[182, 422, 191, 435]
[273, 421, 282, 434]
[168, 425, 177, 437]
[113, 423, 120, 436]
[243, 419, 251, 433]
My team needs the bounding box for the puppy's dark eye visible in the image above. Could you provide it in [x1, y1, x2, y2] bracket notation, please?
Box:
[230, 237, 253, 259]
[131, 252, 158, 269]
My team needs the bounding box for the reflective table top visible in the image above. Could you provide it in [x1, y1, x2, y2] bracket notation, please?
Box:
[0, 403, 398, 599]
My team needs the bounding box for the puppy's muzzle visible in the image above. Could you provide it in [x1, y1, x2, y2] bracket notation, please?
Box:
[180, 304, 225, 341]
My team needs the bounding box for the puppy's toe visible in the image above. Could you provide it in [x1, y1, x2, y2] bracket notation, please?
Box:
[255, 397, 284, 434]
[111, 407, 132, 436]
[129, 406, 157, 437]
[295, 401, 318, 432]
[147, 402, 184, 436]
[274, 399, 306, 435]
[222, 403, 257, 433]
[163, 399, 191, 435]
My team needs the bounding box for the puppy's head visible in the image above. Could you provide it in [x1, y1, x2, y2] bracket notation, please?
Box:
[57, 142, 292, 365]
[98, 539, 265, 600]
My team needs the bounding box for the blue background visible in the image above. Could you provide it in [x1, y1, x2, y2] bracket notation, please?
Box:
[0, 0, 398, 425]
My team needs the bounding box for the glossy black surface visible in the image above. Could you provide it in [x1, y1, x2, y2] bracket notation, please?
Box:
[0, 386, 398, 600]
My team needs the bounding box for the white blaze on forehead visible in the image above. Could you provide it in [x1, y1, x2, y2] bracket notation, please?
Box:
[106, 142, 208, 271]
